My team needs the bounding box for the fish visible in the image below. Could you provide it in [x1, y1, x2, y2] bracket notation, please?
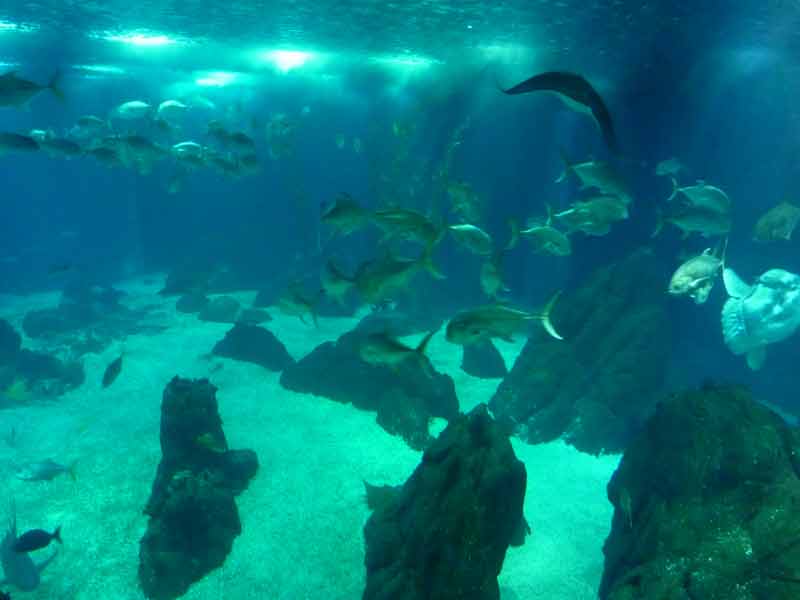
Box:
[372, 207, 443, 249]
[102, 354, 123, 388]
[557, 153, 632, 203]
[445, 291, 563, 345]
[227, 132, 256, 154]
[667, 241, 725, 304]
[448, 223, 494, 256]
[47, 262, 72, 275]
[15, 459, 76, 482]
[0, 71, 63, 107]
[358, 329, 436, 375]
[74, 115, 108, 135]
[276, 283, 321, 326]
[653, 204, 731, 238]
[112, 100, 152, 120]
[355, 250, 445, 305]
[321, 193, 371, 236]
[1, 501, 58, 591]
[446, 181, 484, 223]
[667, 178, 730, 214]
[655, 157, 686, 177]
[0, 588, 9, 599]
[499, 71, 618, 152]
[753, 201, 800, 243]
[520, 211, 572, 256]
[0, 133, 38, 155]
[171, 141, 204, 158]
[13, 528, 61, 553]
[321, 261, 355, 307]
[156, 99, 188, 121]
[480, 252, 510, 300]
[553, 195, 629, 236]
[38, 138, 81, 159]
[721, 267, 800, 370]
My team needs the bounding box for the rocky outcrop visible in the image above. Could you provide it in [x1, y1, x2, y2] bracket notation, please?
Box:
[198, 296, 241, 324]
[363, 404, 528, 600]
[600, 384, 800, 599]
[138, 377, 258, 600]
[175, 293, 209, 314]
[212, 324, 294, 372]
[0, 319, 21, 365]
[461, 340, 507, 379]
[489, 249, 671, 454]
[280, 329, 458, 449]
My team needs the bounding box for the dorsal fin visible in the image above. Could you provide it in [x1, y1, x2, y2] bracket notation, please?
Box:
[722, 268, 752, 299]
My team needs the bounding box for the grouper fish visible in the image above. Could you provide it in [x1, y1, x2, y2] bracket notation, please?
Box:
[499, 71, 619, 153]
[1, 501, 58, 591]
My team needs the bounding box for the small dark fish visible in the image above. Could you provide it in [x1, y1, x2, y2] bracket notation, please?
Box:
[500, 71, 618, 153]
[47, 262, 72, 275]
[13, 527, 61, 553]
[102, 354, 123, 388]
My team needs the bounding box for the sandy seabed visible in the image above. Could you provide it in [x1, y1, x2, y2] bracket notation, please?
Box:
[0, 276, 619, 600]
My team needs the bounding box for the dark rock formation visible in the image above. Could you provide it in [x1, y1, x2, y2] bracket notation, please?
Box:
[461, 340, 507, 379]
[198, 296, 241, 324]
[489, 249, 671, 454]
[0, 319, 21, 365]
[280, 329, 458, 449]
[138, 377, 258, 600]
[175, 293, 209, 314]
[601, 384, 800, 599]
[363, 404, 527, 600]
[212, 324, 294, 372]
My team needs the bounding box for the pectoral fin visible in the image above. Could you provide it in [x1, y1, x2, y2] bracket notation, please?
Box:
[746, 346, 766, 370]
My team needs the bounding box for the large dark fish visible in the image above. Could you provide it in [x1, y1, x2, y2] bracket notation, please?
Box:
[101, 354, 123, 388]
[500, 71, 618, 153]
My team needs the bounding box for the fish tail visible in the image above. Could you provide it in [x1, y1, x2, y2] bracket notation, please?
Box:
[53, 525, 62, 544]
[650, 209, 664, 238]
[539, 290, 564, 340]
[48, 70, 65, 102]
[420, 248, 446, 280]
[556, 149, 571, 183]
[666, 177, 679, 202]
[505, 218, 520, 250]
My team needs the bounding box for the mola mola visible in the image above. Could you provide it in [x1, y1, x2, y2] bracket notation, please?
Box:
[721, 267, 800, 370]
[1, 501, 58, 591]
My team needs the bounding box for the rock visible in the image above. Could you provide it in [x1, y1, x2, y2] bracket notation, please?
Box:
[0, 320, 21, 365]
[15, 350, 85, 395]
[212, 324, 294, 372]
[363, 404, 527, 600]
[489, 249, 671, 454]
[461, 340, 507, 379]
[236, 308, 272, 325]
[138, 377, 258, 600]
[600, 384, 800, 599]
[175, 293, 209, 314]
[198, 296, 241, 324]
[280, 329, 458, 450]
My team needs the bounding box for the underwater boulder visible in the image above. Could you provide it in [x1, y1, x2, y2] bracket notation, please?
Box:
[138, 377, 258, 600]
[198, 296, 241, 324]
[236, 308, 272, 325]
[461, 340, 507, 379]
[211, 323, 294, 372]
[0, 319, 21, 365]
[363, 404, 527, 600]
[489, 248, 671, 454]
[175, 292, 209, 314]
[600, 384, 800, 599]
[279, 329, 457, 449]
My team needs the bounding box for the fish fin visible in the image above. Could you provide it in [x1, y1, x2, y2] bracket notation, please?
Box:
[415, 329, 437, 356]
[539, 290, 564, 340]
[718, 236, 729, 269]
[722, 268, 752, 299]
[746, 347, 766, 370]
[650, 209, 664, 238]
[53, 525, 62, 544]
[68, 460, 78, 481]
[48, 70, 65, 102]
[545, 203, 553, 226]
[556, 149, 571, 183]
[505, 218, 520, 250]
[666, 177, 679, 202]
[420, 249, 446, 280]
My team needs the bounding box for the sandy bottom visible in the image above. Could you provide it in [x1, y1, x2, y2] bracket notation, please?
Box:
[0, 276, 619, 599]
